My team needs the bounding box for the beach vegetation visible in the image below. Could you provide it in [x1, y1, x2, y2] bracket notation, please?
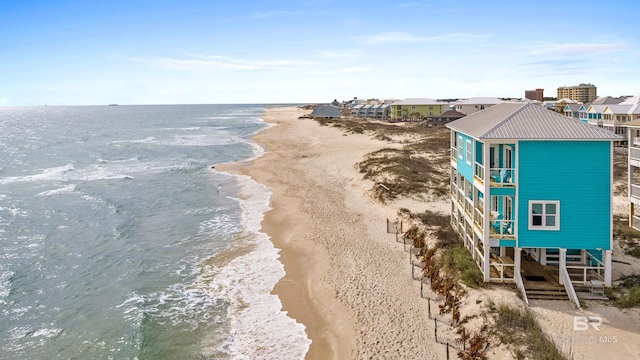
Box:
[311, 117, 451, 202]
[607, 275, 640, 308]
[613, 215, 640, 258]
[457, 332, 489, 360]
[614, 285, 640, 308]
[487, 303, 566, 360]
[439, 246, 484, 288]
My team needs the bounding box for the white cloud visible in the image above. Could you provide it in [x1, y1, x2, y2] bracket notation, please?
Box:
[339, 66, 371, 73]
[357, 31, 492, 45]
[357, 32, 423, 44]
[319, 50, 361, 59]
[524, 42, 627, 57]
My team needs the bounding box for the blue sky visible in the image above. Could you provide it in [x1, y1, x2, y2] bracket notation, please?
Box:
[1, 0, 639, 105]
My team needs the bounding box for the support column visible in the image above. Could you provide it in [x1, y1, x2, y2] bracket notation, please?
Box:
[631, 203, 635, 228]
[540, 248, 547, 265]
[483, 243, 490, 282]
[514, 247, 522, 279]
[559, 248, 567, 285]
[499, 246, 505, 257]
[604, 250, 612, 287]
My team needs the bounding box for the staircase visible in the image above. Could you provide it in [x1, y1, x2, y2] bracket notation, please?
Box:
[525, 285, 568, 300]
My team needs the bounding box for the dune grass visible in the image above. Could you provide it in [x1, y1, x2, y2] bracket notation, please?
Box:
[487, 302, 566, 360]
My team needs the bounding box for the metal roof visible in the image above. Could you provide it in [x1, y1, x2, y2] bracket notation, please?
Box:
[391, 98, 441, 105]
[446, 102, 622, 140]
[455, 97, 505, 105]
[620, 96, 640, 105]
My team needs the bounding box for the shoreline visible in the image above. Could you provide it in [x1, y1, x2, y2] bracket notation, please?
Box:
[217, 106, 443, 358]
[216, 107, 354, 358]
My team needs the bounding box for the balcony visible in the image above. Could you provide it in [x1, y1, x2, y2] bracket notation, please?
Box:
[451, 146, 458, 160]
[489, 217, 515, 238]
[631, 147, 640, 161]
[489, 167, 515, 186]
[474, 162, 484, 182]
[633, 137, 640, 148]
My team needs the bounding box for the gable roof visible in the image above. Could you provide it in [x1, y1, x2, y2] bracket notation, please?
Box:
[563, 104, 582, 112]
[592, 96, 625, 105]
[603, 104, 633, 114]
[446, 102, 621, 140]
[435, 110, 466, 118]
[586, 104, 607, 113]
[455, 97, 505, 105]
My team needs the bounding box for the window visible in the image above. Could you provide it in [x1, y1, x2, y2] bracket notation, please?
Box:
[465, 140, 472, 165]
[457, 136, 463, 159]
[528, 201, 560, 230]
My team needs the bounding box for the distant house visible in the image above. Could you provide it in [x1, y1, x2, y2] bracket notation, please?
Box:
[351, 104, 364, 117]
[427, 109, 465, 125]
[562, 104, 582, 119]
[389, 98, 448, 121]
[448, 103, 619, 306]
[454, 97, 505, 115]
[553, 98, 578, 113]
[311, 105, 341, 118]
[585, 104, 606, 127]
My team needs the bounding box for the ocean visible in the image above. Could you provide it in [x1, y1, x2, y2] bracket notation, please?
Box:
[0, 104, 310, 359]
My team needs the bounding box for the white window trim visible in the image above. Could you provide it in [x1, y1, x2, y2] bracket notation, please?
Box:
[465, 139, 472, 165]
[528, 200, 560, 231]
[457, 135, 463, 159]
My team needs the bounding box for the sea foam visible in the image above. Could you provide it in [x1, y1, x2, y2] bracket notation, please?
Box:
[198, 171, 310, 359]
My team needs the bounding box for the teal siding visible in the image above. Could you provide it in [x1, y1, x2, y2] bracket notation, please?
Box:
[499, 240, 516, 247]
[517, 141, 612, 250]
[475, 140, 483, 165]
[490, 187, 515, 196]
[457, 132, 474, 181]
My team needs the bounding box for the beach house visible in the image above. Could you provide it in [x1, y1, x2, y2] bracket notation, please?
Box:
[454, 97, 505, 115]
[311, 105, 341, 119]
[389, 98, 448, 121]
[447, 103, 620, 305]
[623, 112, 640, 231]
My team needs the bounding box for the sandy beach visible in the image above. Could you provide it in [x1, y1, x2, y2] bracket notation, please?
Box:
[218, 106, 640, 359]
[218, 106, 447, 358]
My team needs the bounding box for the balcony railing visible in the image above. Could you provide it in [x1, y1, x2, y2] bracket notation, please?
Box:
[464, 196, 473, 216]
[631, 147, 640, 161]
[631, 184, 640, 200]
[633, 216, 640, 231]
[489, 167, 515, 186]
[474, 162, 485, 181]
[474, 207, 484, 231]
[489, 218, 515, 237]
[451, 146, 458, 160]
[490, 257, 515, 282]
